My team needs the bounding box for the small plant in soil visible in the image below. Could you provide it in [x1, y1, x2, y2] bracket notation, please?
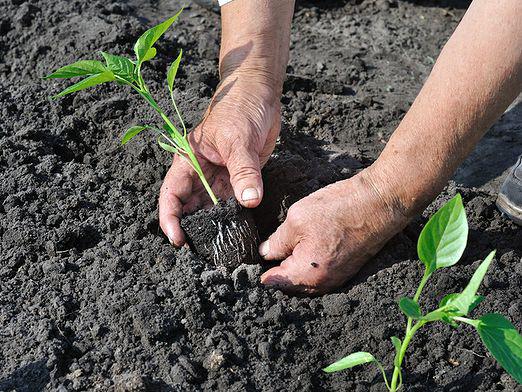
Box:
[323, 194, 522, 390]
[45, 10, 262, 268]
[45, 9, 218, 205]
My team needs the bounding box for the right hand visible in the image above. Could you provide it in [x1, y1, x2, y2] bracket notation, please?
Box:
[159, 72, 281, 246]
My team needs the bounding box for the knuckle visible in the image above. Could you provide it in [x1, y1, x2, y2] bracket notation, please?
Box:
[285, 204, 304, 226]
[229, 164, 260, 184]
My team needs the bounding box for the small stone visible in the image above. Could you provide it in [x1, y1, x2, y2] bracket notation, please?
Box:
[262, 303, 283, 324]
[113, 372, 146, 392]
[203, 350, 225, 371]
[257, 341, 273, 359]
[244, 264, 262, 285]
[200, 269, 225, 286]
[248, 289, 260, 304]
[231, 264, 249, 289]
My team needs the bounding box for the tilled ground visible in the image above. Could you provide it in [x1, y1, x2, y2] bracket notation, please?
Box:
[1, 0, 521, 391]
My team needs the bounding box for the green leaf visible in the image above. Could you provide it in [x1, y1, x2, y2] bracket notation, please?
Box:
[422, 308, 454, 322]
[323, 352, 376, 373]
[441, 314, 459, 328]
[446, 251, 495, 315]
[143, 47, 157, 62]
[417, 194, 468, 272]
[167, 49, 182, 93]
[399, 297, 422, 319]
[158, 138, 181, 154]
[134, 8, 183, 66]
[391, 336, 402, 367]
[45, 60, 107, 79]
[475, 314, 522, 384]
[100, 52, 135, 83]
[52, 71, 115, 98]
[440, 293, 485, 314]
[121, 126, 149, 145]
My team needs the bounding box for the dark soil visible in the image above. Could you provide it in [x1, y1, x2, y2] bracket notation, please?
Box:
[1, 0, 521, 391]
[181, 198, 260, 270]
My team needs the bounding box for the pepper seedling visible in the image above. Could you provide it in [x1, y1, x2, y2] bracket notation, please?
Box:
[45, 9, 218, 205]
[323, 194, 522, 390]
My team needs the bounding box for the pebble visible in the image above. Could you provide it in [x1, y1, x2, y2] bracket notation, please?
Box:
[200, 269, 225, 286]
[257, 341, 273, 359]
[231, 264, 249, 289]
[203, 350, 225, 371]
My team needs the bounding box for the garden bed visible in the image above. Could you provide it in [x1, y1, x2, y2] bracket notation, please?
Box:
[0, 0, 521, 391]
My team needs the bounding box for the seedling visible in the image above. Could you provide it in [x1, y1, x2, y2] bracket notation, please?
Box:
[45, 9, 218, 205]
[323, 194, 522, 390]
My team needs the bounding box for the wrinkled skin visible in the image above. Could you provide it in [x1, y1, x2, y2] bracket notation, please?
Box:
[259, 173, 409, 294]
[159, 74, 281, 246]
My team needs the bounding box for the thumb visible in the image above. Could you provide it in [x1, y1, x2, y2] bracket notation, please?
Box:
[258, 219, 298, 261]
[226, 146, 263, 208]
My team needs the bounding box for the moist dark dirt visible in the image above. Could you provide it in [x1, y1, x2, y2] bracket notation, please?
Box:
[181, 198, 260, 270]
[1, 0, 521, 391]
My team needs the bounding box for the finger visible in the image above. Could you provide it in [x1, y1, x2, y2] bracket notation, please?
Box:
[258, 219, 298, 261]
[159, 159, 194, 246]
[260, 245, 335, 295]
[226, 146, 263, 209]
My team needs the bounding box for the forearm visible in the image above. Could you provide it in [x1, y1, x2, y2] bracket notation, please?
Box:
[219, 0, 295, 95]
[370, 0, 522, 218]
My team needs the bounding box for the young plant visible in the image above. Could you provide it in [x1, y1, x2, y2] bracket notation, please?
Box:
[45, 9, 218, 205]
[323, 194, 522, 390]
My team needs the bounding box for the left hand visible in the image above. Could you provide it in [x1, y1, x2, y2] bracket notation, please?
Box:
[259, 169, 410, 294]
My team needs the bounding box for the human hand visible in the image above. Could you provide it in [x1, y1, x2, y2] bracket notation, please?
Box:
[159, 73, 281, 246]
[258, 169, 410, 294]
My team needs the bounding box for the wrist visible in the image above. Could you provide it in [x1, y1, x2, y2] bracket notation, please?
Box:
[366, 153, 446, 221]
[219, 0, 294, 96]
[217, 68, 282, 109]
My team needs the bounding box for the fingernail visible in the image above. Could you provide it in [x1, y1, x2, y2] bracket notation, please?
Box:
[259, 240, 270, 257]
[166, 227, 176, 246]
[241, 187, 259, 202]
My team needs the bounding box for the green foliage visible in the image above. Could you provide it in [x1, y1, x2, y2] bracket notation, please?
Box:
[157, 137, 180, 154]
[52, 71, 115, 98]
[167, 50, 182, 93]
[417, 194, 468, 273]
[121, 126, 149, 145]
[399, 298, 422, 319]
[101, 52, 135, 83]
[323, 352, 376, 373]
[391, 337, 402, 367]
[44, 60, 107, 79]
[324, 194, 522, 391]
[134, 8, 183, 68]
[444, 251, 495, 315]
[475, 314, 522, 383]
[46, 9, 218, 205]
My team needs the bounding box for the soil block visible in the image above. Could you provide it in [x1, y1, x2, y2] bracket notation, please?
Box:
[180, 198, 261, 270]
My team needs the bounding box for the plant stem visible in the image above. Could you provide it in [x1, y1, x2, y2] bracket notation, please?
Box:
[389, 320, 426, 391]
[414, 269, 431, 302]
[389, 269, 431, 391]
[454, 316, 480, 327]
[121, 76, 218, 205]
[170, 91, 187, 137]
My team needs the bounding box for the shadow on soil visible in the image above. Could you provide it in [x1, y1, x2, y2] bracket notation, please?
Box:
[454, 98, 522, 192]
[0, 359, 50, 392]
